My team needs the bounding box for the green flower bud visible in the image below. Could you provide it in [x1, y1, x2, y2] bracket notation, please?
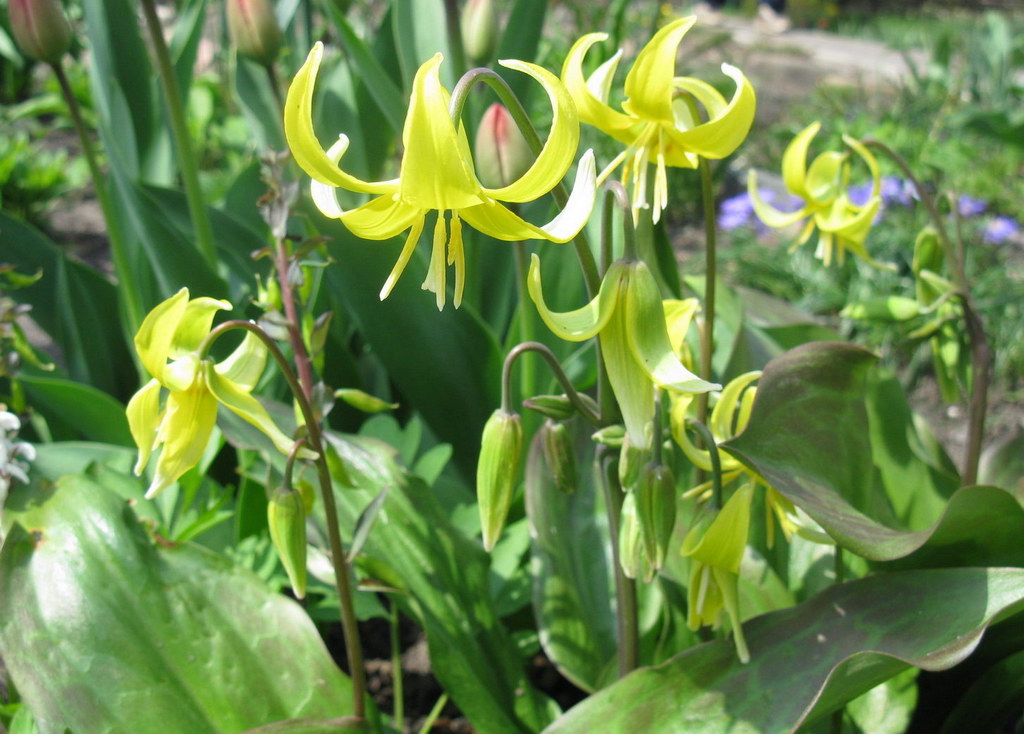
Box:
[8, 0, 72, 65]
[474, 103, 534, 189]
[460, 0, 498, 64]
[268, 487, 307, 598]
[635, 463, 676, 572]
[523, 394, 576, 421]
[617, 491, 646, 581]
[541, 419, 577, 494]
[227, 0, 284, 66]
[477, 409, 523, 551]
[618, 434, 650, 491]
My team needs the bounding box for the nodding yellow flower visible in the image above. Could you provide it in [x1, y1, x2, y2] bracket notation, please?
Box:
[285, 43, 597, 311]
[127, 289, 313, 498]
[748, 122, 889, 268]
[528, 254, 717, 450]
[561, 16, 756, 224]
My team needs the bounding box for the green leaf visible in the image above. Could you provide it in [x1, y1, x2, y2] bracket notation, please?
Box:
[525, 426, 616, 693]
[724, 343, 1024, 565]
[18, 374, 133, 446]
[0, 475, 364, 733]
[323, 432, 558, 733]
[543, 568, 1024, 733]
[0, 212, 135, 398]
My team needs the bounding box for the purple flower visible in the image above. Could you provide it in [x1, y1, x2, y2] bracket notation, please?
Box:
[983, 216, 1020, 244]
[957, 195, 988, 218]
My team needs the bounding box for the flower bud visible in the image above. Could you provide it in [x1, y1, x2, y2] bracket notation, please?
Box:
[474, 103, 534, 189]
[268, 488, 308, 598]
[477, 409, 523, 551]
[8, 0, 72, 65]
[227, 0, 284, 66]
[635, 463, 676, 572]
[460, 0, 498, 65]
[541, 419, 577, 494]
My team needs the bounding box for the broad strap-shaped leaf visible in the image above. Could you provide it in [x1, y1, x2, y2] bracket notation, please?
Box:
[723, 343, 1024, 565]
[525, 427, 616, 693]
[0, 475, 362, 734]
[543, 567, 1024, 733]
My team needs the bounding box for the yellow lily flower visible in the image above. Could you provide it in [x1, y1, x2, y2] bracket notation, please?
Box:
[126, 288, 312, 498]
[285, 43, 597, 310]
[748, 122, 887, 267]
[562, 16, 756, 224]
[528, 254, 717, 450]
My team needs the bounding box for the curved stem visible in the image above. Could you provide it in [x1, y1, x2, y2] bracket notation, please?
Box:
[862, 139, 990, 485]
[687, 419, 724, 509]
[500, 341, 600, 424]
[697, 158, 717, 428]
[449, 68, 602, 298]
[200, 321, 367, 720]
[139, 0, 218, 270]
[599, 446, 638, 677]
[51, 61, 144, 336]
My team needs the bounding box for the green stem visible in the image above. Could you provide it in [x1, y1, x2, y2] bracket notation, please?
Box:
[687, 419, 724, 508]
[600, 446, 638, 676]
[417, 693, 449, 734]
[52, 61, 144, 335]
[201, 321, 367, 721]
[139, 0, 218, 270]
[862, 139, 990, 485]
[389, 601, 404, 728]
[697, 158, 717, 428]
[449, 68, 602, 298]
[500, 341, 600, 424]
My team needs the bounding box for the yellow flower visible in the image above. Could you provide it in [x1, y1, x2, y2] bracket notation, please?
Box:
[127, 288, 311, 498]
[562, 16, 756, 224]
[528, 254, 717, 450]
[748, 122, 887, 267]
[285, 43, 597, 310]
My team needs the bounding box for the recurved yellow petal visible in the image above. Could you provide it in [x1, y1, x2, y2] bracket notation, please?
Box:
[782, 121, 820, 199]
[127, 378, 162, 475]
[134, 288, 189, 384]
[215, 331, 267, 391]
[665, 64, 756, 159]
[527, 253, 627, 341]
[285, 43, 396, 195]
[147, 380, 218, 498]
[203, 363, 314, 459]
[747, 171, 809, 228]
[482, 60, 579, 203]
[464, 150, 597, 242]
[561, 33, 636, 132]
[399, 53, 483, 210]
[622, 17, 696, 126]
[624, 261, 718, 394]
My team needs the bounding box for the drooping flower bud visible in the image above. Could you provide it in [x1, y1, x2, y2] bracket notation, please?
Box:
[460, 0, 498, 65]
[477, 409, 523, 551]
[8, 0, 72, 65]
[634, 463, 676, 572]
[227, 0, 284, 67]
[474, 103, 534, 189]
[268, 487, 308, 598]
[541, 419, 577, 494]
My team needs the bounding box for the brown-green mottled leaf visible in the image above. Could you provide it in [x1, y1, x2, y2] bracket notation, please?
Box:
[0, 474, 363, 734]
[722, 343, 1024, 565]
[543, 567, 1024, 734]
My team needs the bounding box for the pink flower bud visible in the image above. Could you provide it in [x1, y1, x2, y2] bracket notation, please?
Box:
[227, 0, 284, 66]
[473, 103, 534, 190]
[8, 0, 72, 65]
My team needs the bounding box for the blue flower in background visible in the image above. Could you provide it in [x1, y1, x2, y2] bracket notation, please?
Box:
[983, 216, 1020, 244]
